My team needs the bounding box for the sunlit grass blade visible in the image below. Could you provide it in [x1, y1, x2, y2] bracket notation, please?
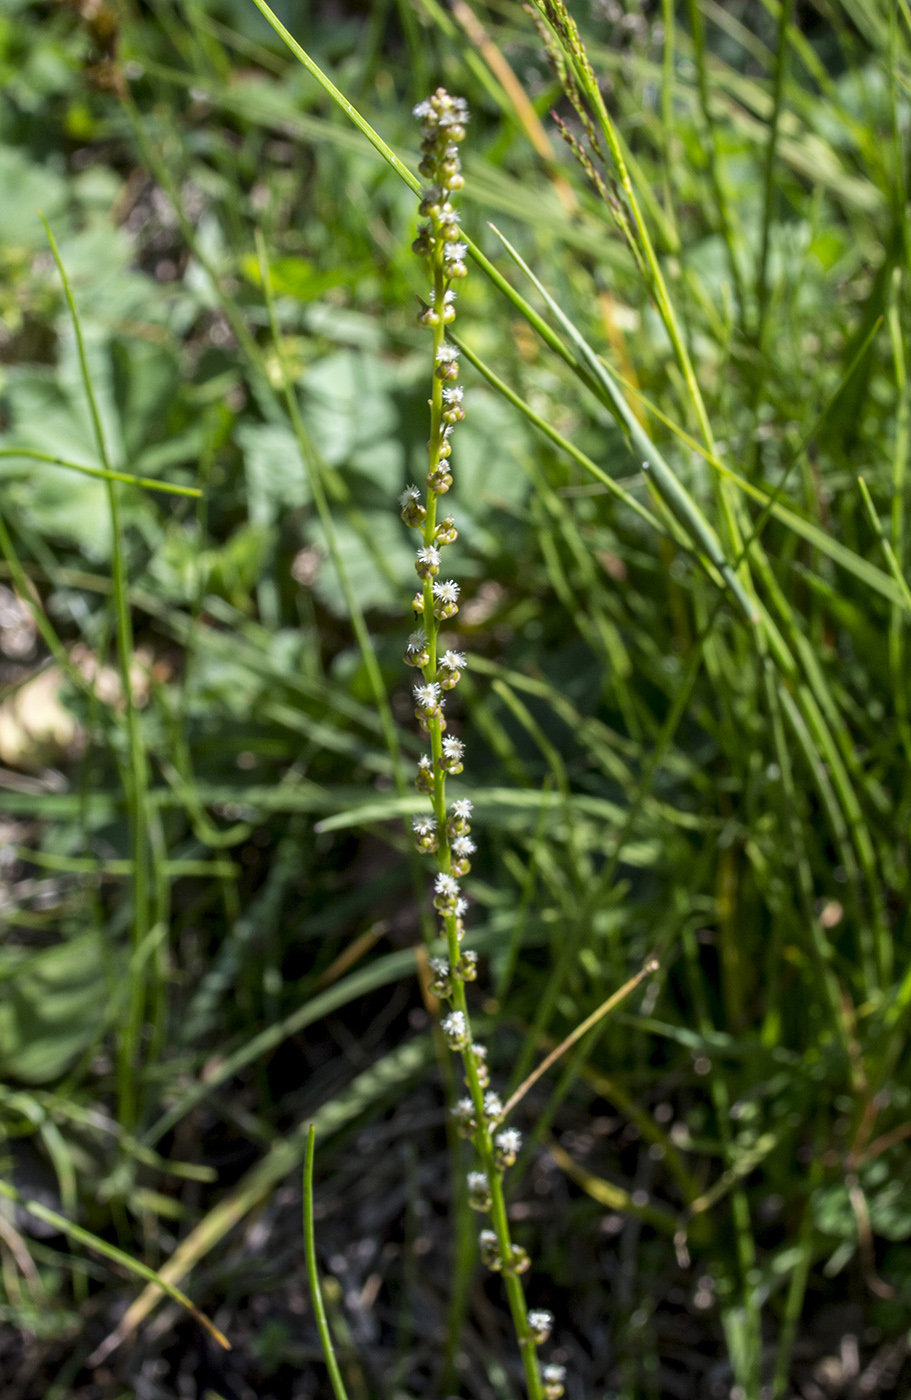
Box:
[484, 221, 759, 624]
[0, 447, 202, 496]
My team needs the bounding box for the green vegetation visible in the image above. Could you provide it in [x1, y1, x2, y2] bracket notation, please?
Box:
[1, 0, 911, 1396]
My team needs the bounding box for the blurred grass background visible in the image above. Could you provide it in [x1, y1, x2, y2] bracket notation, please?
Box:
[2, 0, 911, 1396]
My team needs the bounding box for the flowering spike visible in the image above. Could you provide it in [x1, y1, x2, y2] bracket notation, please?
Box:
[407, 89, 548, 1400]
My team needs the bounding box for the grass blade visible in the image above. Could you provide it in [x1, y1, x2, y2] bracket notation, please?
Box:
[0, 1179, 230, 1358]
[42, 216, 153, 1128]
[0, 447, 201, 496]
[304, 1127, 351, 1400]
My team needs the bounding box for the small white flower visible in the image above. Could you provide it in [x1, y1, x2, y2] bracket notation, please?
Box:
[527, 1310, 553, 1344]
[442, 736, 464, 760]
[411, 815, 436, 835]
[542, 1365, 566, 1385]
[417, 754, 433, 771]
[453, 836, 475, 857]
[444, 241, 468, 261]
[483, 1091, 503, 1121]
[414, 682, 442, 708]
[440, 649, 467, 671]
[442, 386, 463, 404]
[430, 955, 449, 977]
[399, 483, 422, 506]
[452, 799, 473, 820]
[496, 1127, 521, 1155]
[432, 580, 460, 604]
[430, 287, 457, 305]
[442, 1010, 468, 1045]
[439, 99, 469, 125]
[455, 897, 468, 918]
[412, 99, 432, 118]
[452, 1095, 475, 1135]
[467, 1169, 492, 1211]
[435, 343, 460, 363]
[439, 208, 461, 225]
[417, 546, 441, 567]
[479, 1232, 500, 1269]
[435, 872, 460, 898]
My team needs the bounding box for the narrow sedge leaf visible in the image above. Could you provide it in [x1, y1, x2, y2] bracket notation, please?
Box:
[304, 1128, 351, 1400]
[486, 221, 758, 624]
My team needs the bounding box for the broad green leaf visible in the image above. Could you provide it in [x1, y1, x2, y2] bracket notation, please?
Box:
[237, 421, 312, 525]
[0, 933, 116, 1084]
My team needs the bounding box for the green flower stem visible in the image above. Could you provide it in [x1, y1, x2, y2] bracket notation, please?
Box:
[406, 89, 546, 1400]
[443, 909, 542, 1400]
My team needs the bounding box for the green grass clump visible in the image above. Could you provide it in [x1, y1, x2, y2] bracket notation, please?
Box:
[1, 2, 911, 1397]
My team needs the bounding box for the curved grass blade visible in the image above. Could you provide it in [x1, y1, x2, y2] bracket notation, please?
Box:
[0, 1178, 229, 1355]
[304, 1127, 351, 1400]
[858, 475, 911, 615]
